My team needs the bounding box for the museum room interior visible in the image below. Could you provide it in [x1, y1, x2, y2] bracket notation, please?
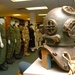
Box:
[0, 0, 75, 75]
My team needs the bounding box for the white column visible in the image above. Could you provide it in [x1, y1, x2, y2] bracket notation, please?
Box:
[30, 12, 37, 49]
[30, 12, 36, 25]
[30, 12, 36, 31]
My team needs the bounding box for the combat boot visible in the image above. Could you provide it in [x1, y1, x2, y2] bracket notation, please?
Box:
[15, 54, 22, 59]
[6, 59, 15, 64]
[0, 63, 8, 71]
[24, 52, 30, 56]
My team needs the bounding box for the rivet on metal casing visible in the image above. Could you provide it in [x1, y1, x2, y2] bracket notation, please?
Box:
[53, 53, 57, 56]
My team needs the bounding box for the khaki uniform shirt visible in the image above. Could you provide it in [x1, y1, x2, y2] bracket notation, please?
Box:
[22, 26, 30, 40]
[35, 28, 43, 41]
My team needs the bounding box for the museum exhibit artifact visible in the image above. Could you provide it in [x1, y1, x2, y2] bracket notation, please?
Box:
[0, 18, 8, 71]
[38, 6, 75, 75]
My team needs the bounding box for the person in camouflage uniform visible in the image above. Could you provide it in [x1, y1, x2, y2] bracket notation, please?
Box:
[21, 21, 30, 56]
[6, 19, 15, 64]
[14, 20, 22, 59]
[0, 18, 8, 71]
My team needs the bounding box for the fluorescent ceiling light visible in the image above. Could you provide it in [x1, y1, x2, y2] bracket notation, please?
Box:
[11, 0, 31, 2]
[12, 14, 21, 16]
[26, 6, 48, 10]
[38, 14, 47, 16]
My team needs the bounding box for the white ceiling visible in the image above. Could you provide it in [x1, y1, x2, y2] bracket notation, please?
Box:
[0, 0, 75, 22]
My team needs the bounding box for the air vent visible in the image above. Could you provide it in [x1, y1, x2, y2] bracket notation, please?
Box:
[16, 8, 25, 10]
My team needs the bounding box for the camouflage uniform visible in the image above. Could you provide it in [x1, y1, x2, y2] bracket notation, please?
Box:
[35, 28, 43, 49]
[22, 26, 30, 56]
[0, 25, 6, 64]
[6, 25, 15, 60]
[14, 25, 21, 55]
